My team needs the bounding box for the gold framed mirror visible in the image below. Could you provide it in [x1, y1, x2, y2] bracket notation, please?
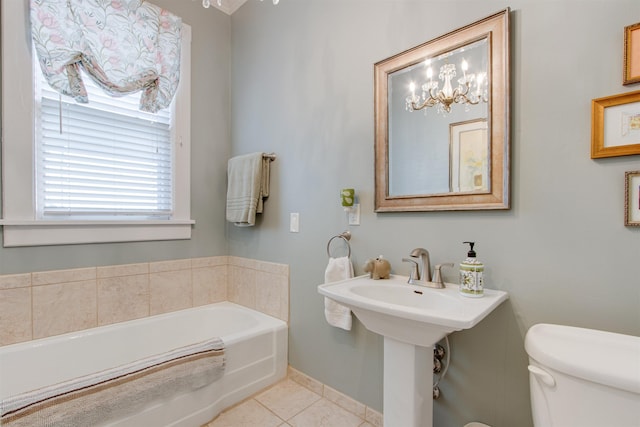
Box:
[374, 9, 510, 212]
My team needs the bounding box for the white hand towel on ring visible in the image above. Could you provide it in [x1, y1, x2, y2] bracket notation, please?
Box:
[323, 256, 354, 330]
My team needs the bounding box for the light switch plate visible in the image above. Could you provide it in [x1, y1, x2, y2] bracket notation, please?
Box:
[290, 212, 299, 232]
[348, 204, 360, 225]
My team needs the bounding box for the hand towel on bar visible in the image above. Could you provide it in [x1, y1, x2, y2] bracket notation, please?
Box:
[226, 152, 271, 226]
[324, 256, 354, 330]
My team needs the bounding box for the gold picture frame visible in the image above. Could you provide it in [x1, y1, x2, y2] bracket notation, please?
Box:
[625, 171, 640, 226]
[591, 90, 640, 158]
[624, 22, 640, 85]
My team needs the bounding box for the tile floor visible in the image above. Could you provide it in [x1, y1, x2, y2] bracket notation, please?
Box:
[204, 379, 377, 427]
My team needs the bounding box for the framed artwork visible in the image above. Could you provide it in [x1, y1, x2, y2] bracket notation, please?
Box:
[624, 22, 640, 85]
[591, 90, 640, 158]
[625, 171, 640, 226]
[449, 119, 489, 192]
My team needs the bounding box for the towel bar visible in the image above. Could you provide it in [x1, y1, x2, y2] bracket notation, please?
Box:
[327, 231, 351, 258]
[262, 153, 276, 160]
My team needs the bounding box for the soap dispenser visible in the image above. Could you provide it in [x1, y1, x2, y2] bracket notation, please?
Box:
[460, 241, 484, 298]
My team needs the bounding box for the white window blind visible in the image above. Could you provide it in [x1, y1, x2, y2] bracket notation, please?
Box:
[2, 1, 192, 247]
[35, 67, 173, 220]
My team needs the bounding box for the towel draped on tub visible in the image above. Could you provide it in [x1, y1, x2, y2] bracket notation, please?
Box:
[226, 152, 271, 226]
[0, 338, 225, 427]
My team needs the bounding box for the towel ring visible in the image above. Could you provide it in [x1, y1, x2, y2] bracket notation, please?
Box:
[327, 231, 351, 258]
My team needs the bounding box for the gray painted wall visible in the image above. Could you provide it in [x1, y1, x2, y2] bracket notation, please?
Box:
[229, 1, 640, 426]
[2, 1, 639, 426]
[0, 1, 231, 274]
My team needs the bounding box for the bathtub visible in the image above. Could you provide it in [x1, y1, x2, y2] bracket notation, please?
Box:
[0, 301, 288, 427]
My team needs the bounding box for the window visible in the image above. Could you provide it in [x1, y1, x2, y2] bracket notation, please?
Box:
[35, 68, 173, 220]
[0, 2, 193, 247]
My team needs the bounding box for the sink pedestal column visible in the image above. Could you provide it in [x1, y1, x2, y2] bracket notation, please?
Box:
[383, 337, 434, 427]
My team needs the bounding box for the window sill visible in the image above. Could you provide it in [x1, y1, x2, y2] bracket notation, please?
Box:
[0, 219, 195, 247]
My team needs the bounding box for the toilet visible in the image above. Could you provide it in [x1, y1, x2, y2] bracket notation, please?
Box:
[525, 323, 640, 427]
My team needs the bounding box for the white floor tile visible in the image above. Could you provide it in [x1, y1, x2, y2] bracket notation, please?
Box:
[207, 399, 283, 427]
[288, 398, 364, 427]
[255, 379, 322, 420]
[204, 378, 372, 427]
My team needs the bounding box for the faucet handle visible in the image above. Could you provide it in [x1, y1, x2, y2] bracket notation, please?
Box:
[433, 263, 455, 286]
[402, 258, 419, 283]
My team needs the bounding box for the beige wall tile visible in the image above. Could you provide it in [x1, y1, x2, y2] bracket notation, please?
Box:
[149, 259, 191, 273]
[365, 407, 383, 427]
[150, 270, 192, 315]
[2, 257, 290, 347]
[192, 256, 227, 269]
[0, 273, 31, 290]
[256, 272, 289, 322]
[323, 385, 366, 419]
[193, 265, 227, 306]
[32, 267, 96, 286]
[255, 260, 289, 276]
[98, 274, 150, 325]
[32, 280, 97, 339]
[288, 366, 324, 396]
[228, 265, 256, 309]
[97, 263, 148, 279]
[0, 287, 32, 345]
[228, 256, 258, 269]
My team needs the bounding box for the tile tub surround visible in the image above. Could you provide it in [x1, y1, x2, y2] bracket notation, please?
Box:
[0, 256, 289, 346]
[205, 367, 383, 427]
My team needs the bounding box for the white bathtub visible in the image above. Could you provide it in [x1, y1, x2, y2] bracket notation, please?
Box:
[0, 302, 288, 427]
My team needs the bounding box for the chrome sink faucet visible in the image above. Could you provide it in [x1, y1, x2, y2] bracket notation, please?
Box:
[410, 247, 431, 282]
[402, 248, 453, 289]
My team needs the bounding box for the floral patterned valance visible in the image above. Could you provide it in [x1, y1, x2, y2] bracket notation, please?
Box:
[30, 0, 182, 113]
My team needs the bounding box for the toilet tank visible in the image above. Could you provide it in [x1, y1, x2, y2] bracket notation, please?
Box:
[525, 324, 640, 427]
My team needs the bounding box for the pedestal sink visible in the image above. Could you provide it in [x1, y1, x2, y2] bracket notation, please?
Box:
[318, 274, 508, 427]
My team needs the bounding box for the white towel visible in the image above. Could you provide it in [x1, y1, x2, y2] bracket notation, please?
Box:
[226, 153, 271, 226]
[324, 256, 354, 331]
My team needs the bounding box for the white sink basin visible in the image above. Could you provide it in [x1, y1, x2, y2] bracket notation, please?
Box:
[318, 275, 508, 427]
[318, 274, 508, 347]
[319, 274, 508, 426]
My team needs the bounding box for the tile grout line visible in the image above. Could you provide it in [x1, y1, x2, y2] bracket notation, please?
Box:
[255, 380, 364, 426]
[29, 273, 34, 341]
[281, 385, 324, 423]
[93, 267, 99, 327]
[287, 369, 381, 426]
[256, 377, 324, 423]
[251, 397, 289, 424]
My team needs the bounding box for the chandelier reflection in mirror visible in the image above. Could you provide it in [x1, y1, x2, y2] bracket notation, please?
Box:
[201, 0, 279, 7]
[405, 43, 488, 115]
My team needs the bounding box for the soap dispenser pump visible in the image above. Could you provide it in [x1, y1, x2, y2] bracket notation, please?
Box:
[460, 241, 484, 298]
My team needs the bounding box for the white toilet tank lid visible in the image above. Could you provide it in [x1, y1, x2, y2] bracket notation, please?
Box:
[525, 323, 640, 394]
